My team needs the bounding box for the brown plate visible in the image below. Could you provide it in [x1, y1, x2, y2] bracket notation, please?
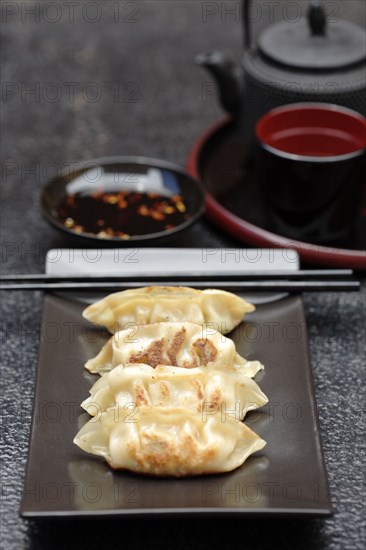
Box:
[20, 289, 332, 517]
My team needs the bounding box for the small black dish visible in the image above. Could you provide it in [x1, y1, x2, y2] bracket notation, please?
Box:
[40, 156, 205, 245]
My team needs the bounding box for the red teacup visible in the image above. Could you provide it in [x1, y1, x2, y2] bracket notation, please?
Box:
[255, 103, 366, 244]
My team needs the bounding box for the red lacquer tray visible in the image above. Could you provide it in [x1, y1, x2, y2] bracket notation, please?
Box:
[187, 117, 366, 269]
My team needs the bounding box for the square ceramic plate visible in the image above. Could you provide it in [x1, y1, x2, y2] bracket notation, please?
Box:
[20, 249, 332, 517]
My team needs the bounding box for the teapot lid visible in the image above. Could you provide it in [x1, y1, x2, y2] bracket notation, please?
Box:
[257, 3, 366, 70]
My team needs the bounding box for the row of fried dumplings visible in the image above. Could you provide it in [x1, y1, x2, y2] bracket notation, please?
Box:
[74, 286, 268, 477]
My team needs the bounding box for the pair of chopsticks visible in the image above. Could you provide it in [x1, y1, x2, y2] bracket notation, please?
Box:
[0, 270, 360, 293]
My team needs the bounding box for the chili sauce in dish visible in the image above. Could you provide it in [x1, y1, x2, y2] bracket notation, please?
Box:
[56, 191, 190, 239]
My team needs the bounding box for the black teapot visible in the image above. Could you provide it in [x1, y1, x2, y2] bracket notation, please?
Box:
[197, 0, 366, 143]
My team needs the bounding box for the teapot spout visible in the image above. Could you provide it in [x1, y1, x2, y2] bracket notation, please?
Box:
[195, 51, 243, 116]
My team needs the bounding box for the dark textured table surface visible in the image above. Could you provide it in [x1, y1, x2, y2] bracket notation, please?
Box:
[1, 1, 365, 549]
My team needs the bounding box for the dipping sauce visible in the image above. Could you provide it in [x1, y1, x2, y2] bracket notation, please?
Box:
[56, 191, 191, 239]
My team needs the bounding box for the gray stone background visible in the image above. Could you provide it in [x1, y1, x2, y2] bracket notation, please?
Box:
[1, 1, 365, 549]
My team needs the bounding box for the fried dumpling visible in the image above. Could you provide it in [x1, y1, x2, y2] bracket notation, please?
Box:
[74, 405, 266, 476]
[83, 286, 254, 334]
[81, 363, 268, 419]
[84, 321, 264, 377]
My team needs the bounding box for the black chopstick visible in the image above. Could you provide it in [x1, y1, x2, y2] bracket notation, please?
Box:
[0, 269, 355, 283]
[0, 280, 360, 292]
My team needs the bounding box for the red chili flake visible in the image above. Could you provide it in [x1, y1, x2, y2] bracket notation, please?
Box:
[90, 192, 103, 200]
[105, 195, 118, 204]
[138, 205, 149, 216]
[118, 199, 128, 209]
[151, 211, 165, 221]
[57, 191, 190, 237]
[163, 205, 175, 214]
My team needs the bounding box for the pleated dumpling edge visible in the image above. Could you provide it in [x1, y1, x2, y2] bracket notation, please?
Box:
[84, 321, 264, 377]
[73, 405, 266, 477]
[82, 286, 255, 334]
[81, 362, 268, 419]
